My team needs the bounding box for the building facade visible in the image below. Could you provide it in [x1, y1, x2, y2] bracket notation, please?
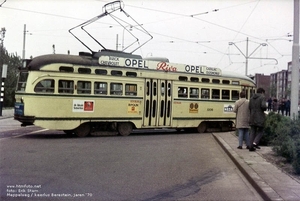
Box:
[270, 70, 288, 99]
[253, 73, 270, 99]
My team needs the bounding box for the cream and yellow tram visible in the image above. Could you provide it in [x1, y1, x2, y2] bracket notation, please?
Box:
[14, 50, 255, 137]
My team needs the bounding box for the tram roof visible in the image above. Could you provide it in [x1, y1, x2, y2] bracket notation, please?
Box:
[25, 51, 254, 84]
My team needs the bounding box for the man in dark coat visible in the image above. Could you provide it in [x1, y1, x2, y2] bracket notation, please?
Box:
[249, 88, 267, 151]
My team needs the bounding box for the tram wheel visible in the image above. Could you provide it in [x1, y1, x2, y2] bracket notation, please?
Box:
[74, 123, 91, 137]
[197, 122, 206, 133]
[118, 123, 132, 136]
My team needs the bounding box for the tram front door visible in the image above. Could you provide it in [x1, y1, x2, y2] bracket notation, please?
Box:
[143, 79, 172, 127]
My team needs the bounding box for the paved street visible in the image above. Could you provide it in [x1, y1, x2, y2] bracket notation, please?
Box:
[0, 121, 261, 200]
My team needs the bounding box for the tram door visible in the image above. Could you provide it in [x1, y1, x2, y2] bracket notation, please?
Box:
[143, 79, 172, 127]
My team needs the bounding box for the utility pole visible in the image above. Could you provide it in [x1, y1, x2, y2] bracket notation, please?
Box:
[229, 38, 269, 76]
[22, 24, 26, 60]
[116, 34, 119, 51]
[291, 0, 300, 119]
[245, 37, 249, 77]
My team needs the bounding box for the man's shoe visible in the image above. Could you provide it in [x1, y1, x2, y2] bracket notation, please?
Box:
[237, 146, 242, 149]
[246, 146, 250, 149]
[249, 147, 256, 151]
[253, 143, 261, 149]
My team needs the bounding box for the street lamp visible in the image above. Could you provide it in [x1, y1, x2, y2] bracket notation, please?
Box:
[229, 37, 269, 76]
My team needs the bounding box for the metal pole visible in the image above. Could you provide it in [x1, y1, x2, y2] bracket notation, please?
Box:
[116, 34, 119, 51]
[291, 0, 300, 119]
[22, 24, 26, 60]
[0, 64, 7, 116]
[245, 37, 249, 76]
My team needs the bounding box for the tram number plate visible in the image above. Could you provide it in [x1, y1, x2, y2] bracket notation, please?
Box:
[207, 108, 213, 111]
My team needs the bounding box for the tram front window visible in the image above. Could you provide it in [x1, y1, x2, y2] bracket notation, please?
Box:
[16, 72, 28, 91]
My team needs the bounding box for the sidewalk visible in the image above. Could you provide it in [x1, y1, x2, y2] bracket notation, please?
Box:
[213, 132, 300, 201]
[0, 108, 14, 119]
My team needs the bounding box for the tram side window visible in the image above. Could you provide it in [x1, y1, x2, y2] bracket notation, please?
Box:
[190, 88, 199, 98]
[17, 72, 28, 91]
[212, 89, 220, 99]
[110, 83, 122, 95]
[34, 79, 54, 93]
[111, 70, 122, 76]
[59, 66, 74, 72]
[125, 84, 137, 96]
[95, 69, 107, 75]
[178, 87, 187, 98]
[77, 81, 91, 94]
[222, 80, 230, 84]
[212, 79, 220, 84]
[78, 68, 91, 74]
[202, 78, 210, 83]
[232, 90, 239, 100]
[201, 88, 210, 99]
[126, 72, 137, 77]
[191, 77, 199, 82]
[94, 82, 107, 95]
[58, 80, 74, 94]
[222, 90, 230, 100]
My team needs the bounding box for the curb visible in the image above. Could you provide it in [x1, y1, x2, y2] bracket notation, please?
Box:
[212, 133, 283, 201]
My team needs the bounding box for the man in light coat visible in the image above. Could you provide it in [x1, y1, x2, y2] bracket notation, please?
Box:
[233, 91, 250, 149]
[249, 88, 267, 151]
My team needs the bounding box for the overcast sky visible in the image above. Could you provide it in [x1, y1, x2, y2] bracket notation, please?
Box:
[0, 0, 297, 76]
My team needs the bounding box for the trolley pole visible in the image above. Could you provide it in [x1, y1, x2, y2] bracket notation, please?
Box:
[0, 64, 7, 116]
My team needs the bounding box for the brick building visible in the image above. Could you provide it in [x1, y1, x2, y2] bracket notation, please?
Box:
[253, 73, 270, 99]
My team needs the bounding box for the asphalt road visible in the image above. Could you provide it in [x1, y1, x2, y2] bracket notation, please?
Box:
[0, 118, 262, 200]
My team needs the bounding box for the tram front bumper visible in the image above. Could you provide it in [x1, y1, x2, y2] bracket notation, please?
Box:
[14, 115, 35, 126]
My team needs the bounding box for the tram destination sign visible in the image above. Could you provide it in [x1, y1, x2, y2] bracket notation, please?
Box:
[98, 55, 222, 76]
